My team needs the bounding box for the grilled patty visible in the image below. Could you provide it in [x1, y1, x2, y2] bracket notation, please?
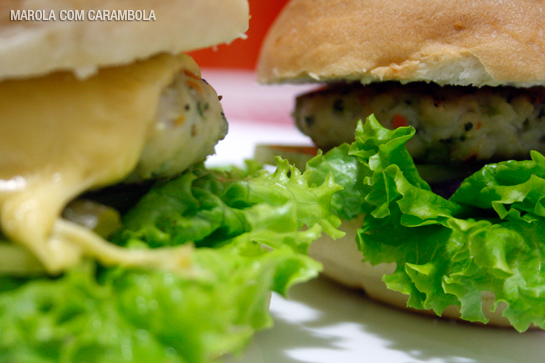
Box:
[294, 82, 545, 164]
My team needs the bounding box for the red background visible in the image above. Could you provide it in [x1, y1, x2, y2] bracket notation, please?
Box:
[188, 1, 290, 70]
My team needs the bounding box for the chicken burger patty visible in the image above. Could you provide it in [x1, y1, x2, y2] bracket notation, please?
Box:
[128, 58, 227, 182]
[294, 82, 545, 164]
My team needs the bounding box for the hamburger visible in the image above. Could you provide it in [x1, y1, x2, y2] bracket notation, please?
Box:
[0, 0, 342, 361]
[256, 0, 545, 330]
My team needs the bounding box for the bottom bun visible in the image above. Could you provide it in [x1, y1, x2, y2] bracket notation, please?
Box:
[309, 216, 526, 328]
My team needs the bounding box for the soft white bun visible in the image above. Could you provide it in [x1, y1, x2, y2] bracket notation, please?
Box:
[0, 0, 249, 80]
[257, 0, 545, 87]
[309, 216, 523, 328]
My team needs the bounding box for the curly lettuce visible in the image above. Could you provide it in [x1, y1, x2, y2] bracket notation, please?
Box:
[0, 160, 342, 362]
[307, 114, 545, 332]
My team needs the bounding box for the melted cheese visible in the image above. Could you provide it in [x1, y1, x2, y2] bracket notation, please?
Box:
[0, 54, 197, 274]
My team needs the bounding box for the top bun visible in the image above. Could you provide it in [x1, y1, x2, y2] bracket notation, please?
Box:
[257, 0, 545, 87]
[0, 0, 249, 80]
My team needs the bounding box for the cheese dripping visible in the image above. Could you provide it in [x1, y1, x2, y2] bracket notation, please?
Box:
[0, 54, 200, 274]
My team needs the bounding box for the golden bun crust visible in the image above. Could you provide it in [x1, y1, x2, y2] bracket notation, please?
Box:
[309, 216, 528, 328]
[0, 0, 249, 80]
[257, 0, 545, 87]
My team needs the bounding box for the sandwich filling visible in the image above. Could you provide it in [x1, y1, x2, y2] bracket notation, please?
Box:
[294, 82, 545, 164]
[0, 53, 227, 274]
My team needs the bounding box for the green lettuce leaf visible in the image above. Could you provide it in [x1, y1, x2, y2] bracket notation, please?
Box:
[308, 114, 545, 332]
[116, 160, 343, 252]
[0, 159, 341, 362]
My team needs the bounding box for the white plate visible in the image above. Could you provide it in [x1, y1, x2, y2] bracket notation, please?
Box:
[226, 278, 545, 363]
[203, 69, 545, 363]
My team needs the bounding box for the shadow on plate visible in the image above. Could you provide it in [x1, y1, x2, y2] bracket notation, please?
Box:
[225, 276, 545, 363]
